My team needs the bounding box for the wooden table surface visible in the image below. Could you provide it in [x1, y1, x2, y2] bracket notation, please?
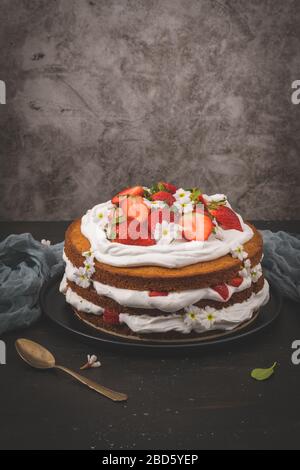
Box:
[0, 221, 299, 450]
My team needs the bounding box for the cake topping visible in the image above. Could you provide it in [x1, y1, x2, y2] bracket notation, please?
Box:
[209, 205, 243, 232]
[111, 185, 145, 204]
[151, 190, 176, 206]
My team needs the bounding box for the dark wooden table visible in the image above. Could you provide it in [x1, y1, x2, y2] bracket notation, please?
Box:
[0, 221, 300, 450]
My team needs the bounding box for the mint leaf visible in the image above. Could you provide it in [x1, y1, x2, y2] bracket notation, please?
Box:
[251, 362, 277, 381]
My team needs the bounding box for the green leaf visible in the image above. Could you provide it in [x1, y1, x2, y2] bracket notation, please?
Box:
[190, 188, 202, 202]
[251, 362, 277, 381]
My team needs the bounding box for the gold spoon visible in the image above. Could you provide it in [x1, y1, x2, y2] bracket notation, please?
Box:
[15, 338, 128, 402]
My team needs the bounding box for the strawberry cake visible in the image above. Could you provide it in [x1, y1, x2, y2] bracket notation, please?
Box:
[60, 183, 270, 341]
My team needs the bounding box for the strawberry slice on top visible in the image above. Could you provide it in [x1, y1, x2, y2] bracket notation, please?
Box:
[158, 182, 178, 194]
[120, 196, 149, 224]
[179, 212, 213, 241]
[209, 206, 243, 232]
[151, 191, 176, 206]
[112, 186, 145, 205]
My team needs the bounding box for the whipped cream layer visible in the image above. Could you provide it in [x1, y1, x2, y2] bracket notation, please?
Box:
[63, 253, 262, 312]
[81, 195, 254, 268]
[60, 276, 270, 334]
[119, 281, 270, 334]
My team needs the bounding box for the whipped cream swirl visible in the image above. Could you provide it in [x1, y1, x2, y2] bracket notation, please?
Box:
[81, 194, 254, 268]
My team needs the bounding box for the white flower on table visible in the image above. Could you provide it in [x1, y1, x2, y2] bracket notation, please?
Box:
[251, 265, 262, 283]
[74, 267, 91, 288]
[239, 258, 251, 278]
[173, 201, 194, 214]
[154, 221, 181, 245]
[80, 354, 101, 370]
[174, 188, 192, 204]
[41, 239, 51, 246]
[231, 245, 248, 262]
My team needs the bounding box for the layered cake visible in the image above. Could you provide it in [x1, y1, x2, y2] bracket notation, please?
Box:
[60, 183, 270, 341]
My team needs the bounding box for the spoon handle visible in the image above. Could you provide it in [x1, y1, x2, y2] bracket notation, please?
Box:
[55, 365, 128, 402]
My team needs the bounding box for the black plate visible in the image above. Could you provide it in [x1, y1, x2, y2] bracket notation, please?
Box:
[40, 271, 282, 351]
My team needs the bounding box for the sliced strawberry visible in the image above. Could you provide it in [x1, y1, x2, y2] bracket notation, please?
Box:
[212, 284, 230, 300]
[158, 182, 177, 194]
[112, 186, 144, 205]
[228, 277, 243, 288]
[180, 212, 213, 241]
[209, 206, 243, 232]
[114, 231, 156, 246]
[120, 196, 149, 224]
[148, 291, 169, 297]
[197, 194, 208, 208]
[151, 191, 176, 206]
[103, 309, 120, 325]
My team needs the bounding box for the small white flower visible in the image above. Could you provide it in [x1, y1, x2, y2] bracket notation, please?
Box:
[239, 258, 251, 278]
[183, 306, 201, 330]
[214, 225, 225, 241]
[80, 354, 101, 370]
[174, 188, 192, 204]
[173, 201, 194, 214]
[93, 205, 113, 226]
[154, 221, 181, 245]
[251, 265, 262, 283]
[83, 249, 94, 259]
[198, 306, 220, 330]
[74, 267, 91, 288]
[84, 259, 95, 276]
[41, 239, 51, 246]
[231, 245, 248, 262]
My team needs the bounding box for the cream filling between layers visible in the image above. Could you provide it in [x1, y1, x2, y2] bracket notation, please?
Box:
[63, 253, 262, 313]
[119, 281, 270, 334]
[80, 195, 254, 268]
[60, 276, 270, 334]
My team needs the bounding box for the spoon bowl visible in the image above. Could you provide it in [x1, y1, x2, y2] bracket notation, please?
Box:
[16, 338, 55, 370]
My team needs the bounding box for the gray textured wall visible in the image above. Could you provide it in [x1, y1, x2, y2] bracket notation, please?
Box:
[0, 0, 300, 221]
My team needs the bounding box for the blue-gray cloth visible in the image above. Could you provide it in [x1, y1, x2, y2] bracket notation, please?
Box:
[0, 234, 64, 335]
[261, 230, 300, 303]
[0, 230, 299, 335]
